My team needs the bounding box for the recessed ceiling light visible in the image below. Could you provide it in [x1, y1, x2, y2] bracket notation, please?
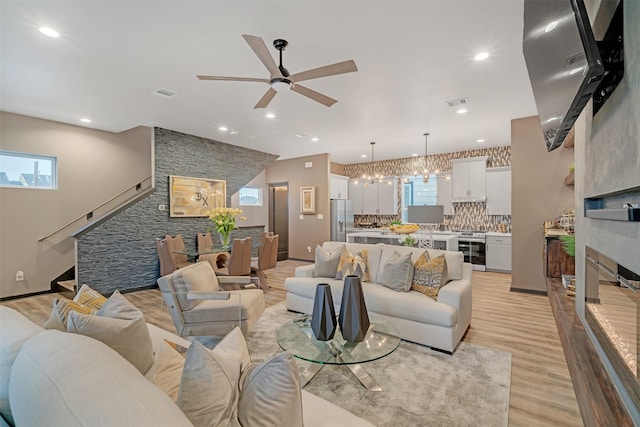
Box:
[218, 126, 228, 132]
[545, 21, 558, 33]
[457, 108, 468, 114]
[476, 138, 485, 143]
[311, 137, 319, 142]
[361, 154, 367, 158]
[229, 130, 238, 135]
[39, 27, 60, 38]
[474, 52, 489, 61]
[265, 113, 276, 119]
[411, 153, 418, 157]
[80, 118, 91, 123]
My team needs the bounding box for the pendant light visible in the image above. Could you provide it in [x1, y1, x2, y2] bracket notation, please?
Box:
[361, 141, 379, 184]
[423, 133, 430, 183]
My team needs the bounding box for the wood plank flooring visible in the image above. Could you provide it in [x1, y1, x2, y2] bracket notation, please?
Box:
[2, 262, 582, 426]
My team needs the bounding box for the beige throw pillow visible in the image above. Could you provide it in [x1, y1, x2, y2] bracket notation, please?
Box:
[412, 253, 448, 299]
[171, 261, 219, 311]
[314, 244, 344, 278]
[379, 251, 414, 292]
[66, 291, 154, 374]
[154, 340, 188, 402]
[237, 352, 304, 427]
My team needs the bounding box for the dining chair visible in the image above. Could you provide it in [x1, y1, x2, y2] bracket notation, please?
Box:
[164, 234, 193, 269]
[156, 238, 177, 277]
[214, 237, 254, 289]
[250, 234, 279, 291]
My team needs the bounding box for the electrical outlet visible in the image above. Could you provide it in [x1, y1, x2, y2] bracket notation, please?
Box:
[158, 204, 166, 211]
[307, 246, 312, 253]
[16, 271, 24, 281]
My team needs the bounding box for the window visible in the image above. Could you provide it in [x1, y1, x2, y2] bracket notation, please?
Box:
[0, 151, 57, 189]
[238, 186, 263, 206]
[401, 174, 437, 222]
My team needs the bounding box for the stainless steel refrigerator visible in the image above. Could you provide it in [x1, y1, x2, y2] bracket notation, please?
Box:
[330, 199, 354, 242]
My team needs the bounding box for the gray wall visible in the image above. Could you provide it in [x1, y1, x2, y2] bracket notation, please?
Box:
[575, 1, 640, 419]
[0, 112, 152, 298]
[76, 128, 278, 295]
[511, 116, 575, 293]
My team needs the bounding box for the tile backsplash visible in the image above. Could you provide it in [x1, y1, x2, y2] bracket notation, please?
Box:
[347, 146, 512, 232]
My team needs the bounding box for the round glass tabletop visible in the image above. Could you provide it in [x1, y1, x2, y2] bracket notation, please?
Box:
[276, 317, 401, 365]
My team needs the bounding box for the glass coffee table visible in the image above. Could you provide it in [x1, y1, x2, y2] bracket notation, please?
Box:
[276, 316, 401, 392]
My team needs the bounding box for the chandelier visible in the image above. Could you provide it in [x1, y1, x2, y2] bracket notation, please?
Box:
[361, 141, 381, 184]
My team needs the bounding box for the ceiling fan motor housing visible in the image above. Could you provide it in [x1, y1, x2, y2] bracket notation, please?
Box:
[273, 39, 290, 77]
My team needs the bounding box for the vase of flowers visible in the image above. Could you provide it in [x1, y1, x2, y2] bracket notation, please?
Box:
[209, 207, 245, 250]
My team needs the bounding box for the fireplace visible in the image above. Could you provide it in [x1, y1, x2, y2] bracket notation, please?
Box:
[585, 246, 640, 407]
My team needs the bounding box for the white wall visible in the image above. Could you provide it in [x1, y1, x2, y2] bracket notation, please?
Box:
[0, 112, 152, 298]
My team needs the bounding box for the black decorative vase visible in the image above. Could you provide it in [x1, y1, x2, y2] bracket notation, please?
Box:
[310, 283, 337, 341]
[338, 275, 370, 342]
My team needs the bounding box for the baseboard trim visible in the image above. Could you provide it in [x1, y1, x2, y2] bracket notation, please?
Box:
[0, 289, 53, 302]
[509, 287, 547, 296]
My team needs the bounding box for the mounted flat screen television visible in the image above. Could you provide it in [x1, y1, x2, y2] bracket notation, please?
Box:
[523, 0, 605, 151]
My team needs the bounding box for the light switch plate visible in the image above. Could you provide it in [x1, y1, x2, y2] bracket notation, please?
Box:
[305, 161, 313, 168]
[158, 204, 166, 211]
[299, 214, 304, 220]
[317, 214, 323, 220]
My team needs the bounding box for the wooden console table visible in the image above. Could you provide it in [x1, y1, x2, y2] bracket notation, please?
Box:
[544, 230, 575, 278]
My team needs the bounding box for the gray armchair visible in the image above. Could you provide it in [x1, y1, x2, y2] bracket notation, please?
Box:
[157, 261, 265, 337]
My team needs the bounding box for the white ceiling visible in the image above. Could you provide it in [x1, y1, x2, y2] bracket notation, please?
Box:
[0, 1, 539, 165]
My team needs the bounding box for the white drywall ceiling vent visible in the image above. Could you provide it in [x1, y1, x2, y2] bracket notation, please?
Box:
[446, 97, 470, 107]
[151, 88, 177, 98]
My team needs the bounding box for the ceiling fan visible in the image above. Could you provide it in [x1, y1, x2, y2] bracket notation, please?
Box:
[197, 35, 358, 109]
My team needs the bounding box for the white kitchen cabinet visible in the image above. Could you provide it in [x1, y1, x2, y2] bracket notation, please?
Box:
[451, 156, 488, 202]
[486, 234, 512, 272]
[436, 176, 454, 215]
[348, 180, 365, 214]
[330, 174, 349, 199]
[348, 177, 398, 215]
[486, 167, 511, 215]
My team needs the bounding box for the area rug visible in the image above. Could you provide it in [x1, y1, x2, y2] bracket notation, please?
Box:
[241, 302, 511, 427]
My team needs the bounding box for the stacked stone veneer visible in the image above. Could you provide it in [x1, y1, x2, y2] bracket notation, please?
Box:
[76, 128, 278, 295]
[345, 146, 512, 232]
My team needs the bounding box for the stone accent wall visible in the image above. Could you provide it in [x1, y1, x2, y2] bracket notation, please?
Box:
[76, 128, 278, 295]
[345, 146, 512, 232]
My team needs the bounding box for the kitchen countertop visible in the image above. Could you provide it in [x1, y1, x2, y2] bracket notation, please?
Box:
[485, 232, 512, 237]
[347, 231, 458, 241]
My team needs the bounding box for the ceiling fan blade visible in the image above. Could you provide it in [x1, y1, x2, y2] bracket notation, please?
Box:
[242, 34, 282, 79]
[289, 60, 358, 83]
[254, 88, 278, 109]
[291, 84, 337, 107]
[197, 75, 270, 83]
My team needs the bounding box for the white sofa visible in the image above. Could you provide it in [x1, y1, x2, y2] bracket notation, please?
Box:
[285, 242, 473, 353]
[0, 306, 373, 427]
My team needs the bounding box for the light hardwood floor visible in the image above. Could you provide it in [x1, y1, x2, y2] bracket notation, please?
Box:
[2, 261, 583, 426]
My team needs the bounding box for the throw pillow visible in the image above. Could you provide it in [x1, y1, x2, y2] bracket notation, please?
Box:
[379, 251, 414, 292]
[335, 247, 369, 281]
[237, 352, 304, 427]
[66, 291, 154, 375]
[412, 253, 448, 299]
[74, 284, 108, 310]
[154, 341, 187, 402]
[314, 244, 343, 278]
[43, 298, 96, 331]
[178, 341, 238, 427]
[171, 261, 220, 311]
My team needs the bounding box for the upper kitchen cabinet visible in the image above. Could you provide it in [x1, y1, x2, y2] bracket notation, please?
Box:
[349, 177, 398, 215]
[486, 167, 511, 215]
[330, 174, 349, 199]
[451, 156, 488, 202]
[436, 175, 454, 215]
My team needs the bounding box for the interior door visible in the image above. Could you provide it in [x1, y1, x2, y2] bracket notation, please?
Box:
[269, 183, 289, 261]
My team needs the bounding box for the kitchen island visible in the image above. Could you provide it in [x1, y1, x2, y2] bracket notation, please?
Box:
[347, 231, 458, 251]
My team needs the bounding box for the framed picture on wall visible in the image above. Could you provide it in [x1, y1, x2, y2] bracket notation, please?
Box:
[300, 186, 316, 214]
[169, 175, 226, 217]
